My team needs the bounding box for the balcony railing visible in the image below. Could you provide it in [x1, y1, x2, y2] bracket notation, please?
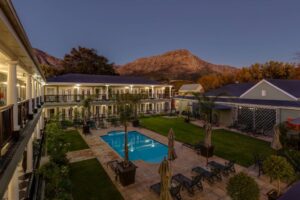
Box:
[25, 129, 45, 200]
[0, 105, 14, 154]
[44, 94, 171, 103]
[0, 97, 42, 175]
[18, 100, 29, 128]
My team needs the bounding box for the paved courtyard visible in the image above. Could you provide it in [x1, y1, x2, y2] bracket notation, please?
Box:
[73, 126, 283, 200]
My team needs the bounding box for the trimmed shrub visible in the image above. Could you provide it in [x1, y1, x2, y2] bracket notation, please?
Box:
[227, 172, 260, 200]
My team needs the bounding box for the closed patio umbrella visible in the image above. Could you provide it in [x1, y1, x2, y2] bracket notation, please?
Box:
[168, 128, 177, 161]
[204, 122, 212, 147]
[158, 157, 172, 200]
[271, 124, 283, 151]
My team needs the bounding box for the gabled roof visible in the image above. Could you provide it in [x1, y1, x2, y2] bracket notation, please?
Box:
[267, 79, 300, 98]
[205, 83, 255, 97]
[47, 73, 162, 85]
[179, 84, 203, 92]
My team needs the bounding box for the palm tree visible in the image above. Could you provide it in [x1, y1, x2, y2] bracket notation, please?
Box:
[82, 97, 92, 134]
[193, 93, 216, 124]
[117, 94, 134, 167]
[130, 93, 144, 126]
[193, 93, 220, 163]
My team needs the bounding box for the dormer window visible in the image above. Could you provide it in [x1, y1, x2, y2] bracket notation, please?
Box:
[261, 89, 266, 96]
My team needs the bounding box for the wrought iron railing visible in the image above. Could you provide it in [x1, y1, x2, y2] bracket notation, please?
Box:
[18, 100, 29, 128]
[0, 105, 14, 153]
[44, 93, 171, 103]
[25, 129, 45, 200]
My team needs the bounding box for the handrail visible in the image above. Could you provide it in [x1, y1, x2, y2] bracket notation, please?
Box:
[0, 104, 13, 112]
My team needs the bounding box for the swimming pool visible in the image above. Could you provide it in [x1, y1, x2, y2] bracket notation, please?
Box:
[100, 130, 168, 163]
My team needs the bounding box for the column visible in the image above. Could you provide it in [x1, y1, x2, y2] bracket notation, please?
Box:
[36, 121, 41, 139]
[41, 84, 44, 104]
[130, 85, 133, 94]
[37, 82, 40, 106]
[105, 85, 109, 100]
[8, 167, 19, 200]
[151, 86, 154, 98]
[7, 61, 20, 134]
[169, 86, 172, 98]
[26, 74, 33, 119]
[32, 78, 37, 112]
[39, 115, 44, 131]
[26, 135, 33, 173]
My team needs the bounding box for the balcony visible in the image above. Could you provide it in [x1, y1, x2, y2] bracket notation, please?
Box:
[0, 97, 42, 176]
[44, 94, 171, 104]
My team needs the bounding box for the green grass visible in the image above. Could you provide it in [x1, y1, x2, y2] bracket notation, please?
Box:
[140, 116, 274, 167]
[62, 129, 89, 151]
[70, 158, 123, 200]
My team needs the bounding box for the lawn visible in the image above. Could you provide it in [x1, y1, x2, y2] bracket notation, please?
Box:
[140, 116, 274, 167]
[70, 158, 123, 200]
[62, 129, 89, 151]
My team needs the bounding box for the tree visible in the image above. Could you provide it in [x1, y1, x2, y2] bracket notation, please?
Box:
[40, 64, 63, 78]
[82, 97, 92, 122]
[129, 94, 145, 126]
[62, 46, 118, 75]
[227, 172, 260, 200]
[263, 155, 295, 194]
[193, 93, 219, 123]
[117, 94, 134, 167]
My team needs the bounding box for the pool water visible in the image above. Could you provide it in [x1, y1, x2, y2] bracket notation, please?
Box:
[100, 130, 168, 163]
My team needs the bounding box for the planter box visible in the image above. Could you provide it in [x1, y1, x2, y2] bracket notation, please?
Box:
[117, 162, 137, 186]
[132, 120, 140, 127]
[200, 145, 214, 158]
[82, 125, 90, 134]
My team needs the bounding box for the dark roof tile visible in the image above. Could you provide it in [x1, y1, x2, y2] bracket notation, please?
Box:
[267, 79, 300, 98]
[47, 73, 161, 85]
[205, 83, 255, 97]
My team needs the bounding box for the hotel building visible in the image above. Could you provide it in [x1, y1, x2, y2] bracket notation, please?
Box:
[0, 1, 172, 199]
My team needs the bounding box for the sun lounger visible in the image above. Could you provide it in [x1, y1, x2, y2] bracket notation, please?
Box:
[208, 161, 231, 176]
[172, 173, 203, 196]
[150, 182, 182, 200]
[192, 166, 222, 183]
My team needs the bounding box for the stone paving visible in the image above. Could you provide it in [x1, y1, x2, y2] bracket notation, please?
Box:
[77, 126, 284, 200]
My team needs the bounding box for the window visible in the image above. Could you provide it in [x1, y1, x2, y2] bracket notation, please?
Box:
[261, 89, 266, 96]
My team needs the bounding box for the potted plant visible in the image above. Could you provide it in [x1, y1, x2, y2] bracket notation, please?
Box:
[116, 94, 137, 186]
[82, 98, 92, 134]
[263, 155, 295, 198]
[227, 172, 260, 200]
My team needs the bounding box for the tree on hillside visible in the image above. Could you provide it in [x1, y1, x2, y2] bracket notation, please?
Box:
[62, 46, 118, 75]
[198, 61, 299, 91]
[41, 64, 63, 78]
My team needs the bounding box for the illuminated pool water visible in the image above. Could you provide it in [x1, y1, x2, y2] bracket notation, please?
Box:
[100, 130, 168, 163]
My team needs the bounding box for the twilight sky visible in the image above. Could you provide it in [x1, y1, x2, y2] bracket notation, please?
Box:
[13, 0, 300, 67]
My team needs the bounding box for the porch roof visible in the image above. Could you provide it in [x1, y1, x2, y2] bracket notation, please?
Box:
[174, 96, 300, 108]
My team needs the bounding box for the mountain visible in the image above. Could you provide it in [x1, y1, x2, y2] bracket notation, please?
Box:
[117, 49, 237, 81]
[33, 48, 63, 70]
